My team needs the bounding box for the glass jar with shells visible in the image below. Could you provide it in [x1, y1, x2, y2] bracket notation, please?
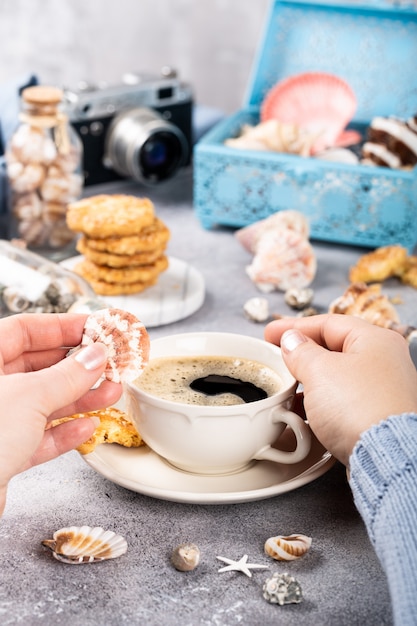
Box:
[0, 239, 98, 317]
[5, 85, 83, 259]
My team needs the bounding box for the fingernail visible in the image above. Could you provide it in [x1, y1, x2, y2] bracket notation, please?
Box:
[281, 329, 308, 353]
[74, 343, 107, 370]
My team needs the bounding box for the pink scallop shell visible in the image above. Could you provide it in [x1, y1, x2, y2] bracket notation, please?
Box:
[261, 72, 357, 154]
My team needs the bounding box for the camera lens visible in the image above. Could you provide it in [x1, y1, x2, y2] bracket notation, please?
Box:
[140, 132, 183, 175]
[104, 108, 188, 184]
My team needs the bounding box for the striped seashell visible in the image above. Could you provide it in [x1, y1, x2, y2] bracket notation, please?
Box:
[264, 533, 312, 561]
[42, 526, 127, 564]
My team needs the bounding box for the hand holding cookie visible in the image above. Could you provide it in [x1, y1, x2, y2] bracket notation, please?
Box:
[0, 312, 123, 516]
[54, 308, 150, 456]
[75, 307, 150, 383]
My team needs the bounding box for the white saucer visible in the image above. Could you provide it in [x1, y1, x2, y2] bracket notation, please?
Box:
[82, 435, 335, 504]
[60, 256, 205, 327]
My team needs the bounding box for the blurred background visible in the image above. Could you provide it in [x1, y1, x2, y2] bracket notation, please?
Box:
[0, 0, 270, 114]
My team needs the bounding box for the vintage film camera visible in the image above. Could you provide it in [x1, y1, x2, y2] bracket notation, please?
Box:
[64, 69, 193, 186]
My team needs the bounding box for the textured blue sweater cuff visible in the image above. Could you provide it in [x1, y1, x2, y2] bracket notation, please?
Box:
[349, 412, 417, 544]
[348, 413, 417, 625]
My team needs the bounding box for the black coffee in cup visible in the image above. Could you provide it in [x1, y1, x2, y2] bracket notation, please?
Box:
[134, 355, 282, 405]
[189, 373, 268, 403]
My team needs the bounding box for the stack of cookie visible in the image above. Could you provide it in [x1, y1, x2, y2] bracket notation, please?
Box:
[66, 194, 170, 296]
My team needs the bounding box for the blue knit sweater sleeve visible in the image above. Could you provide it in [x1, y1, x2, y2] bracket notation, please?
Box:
[348, 413, 417, 626]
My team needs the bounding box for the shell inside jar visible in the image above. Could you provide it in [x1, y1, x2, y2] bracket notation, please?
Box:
[6, 86, 83, 250]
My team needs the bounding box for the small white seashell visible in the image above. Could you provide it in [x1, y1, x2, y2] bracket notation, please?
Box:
[263, 572, 303, 605]
[2, 286, 30, 312]
[284, 287, 314, 310]
[42, 526, 127, 564]
[243, 297, 270, 322]
[171, 543, 200, 571]
[264, 533, 312, 561]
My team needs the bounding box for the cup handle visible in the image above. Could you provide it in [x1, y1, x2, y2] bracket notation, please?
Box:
[253, 408, 311, 464]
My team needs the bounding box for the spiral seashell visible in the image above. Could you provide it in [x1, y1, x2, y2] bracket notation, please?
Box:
[263, 572, 303, 605]
[42, 526, 127, 564]
[79, 308, 150, 383]
[171, 543, 201, 571]
[264, 533, 312, 561]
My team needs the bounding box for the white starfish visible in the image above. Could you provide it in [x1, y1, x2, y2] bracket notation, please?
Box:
[216, 554, 269, 578]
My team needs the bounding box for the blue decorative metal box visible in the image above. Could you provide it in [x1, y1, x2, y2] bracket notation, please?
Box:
[194, 0, 417, 250]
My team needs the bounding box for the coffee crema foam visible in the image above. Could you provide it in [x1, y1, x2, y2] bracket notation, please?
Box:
[133, 355, 283, 405]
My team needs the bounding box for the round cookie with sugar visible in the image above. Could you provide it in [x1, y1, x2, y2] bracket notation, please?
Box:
[83, 217, 170, 254]
[79, 308, 150, 383]
[76, 236, 166, 268]
[66, 194, 155, 238]
[73, 267, 158, 296]
[76, 255, 168, 285]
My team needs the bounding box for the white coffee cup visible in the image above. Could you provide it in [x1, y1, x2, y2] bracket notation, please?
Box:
[124, 332, 311, 475]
